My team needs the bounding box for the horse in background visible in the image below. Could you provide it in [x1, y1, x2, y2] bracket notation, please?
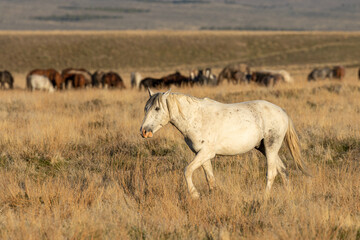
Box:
[139, 71, 189, 90]
[102, 72, 126, 89]
[28, 74, 55, 92]
[73, 74, 89, 88]
[193, 69, 207, 85]
[162, 71, 189, 88]
[262, 70, 294, 83]
[190, 68, 217, 86]
[27, 69, 63, 90]
[307, 67, 333, 81]
[0, 70, 14, 89]
[251, 71, 284, 87]
[139, 77, 164, 90]
[217, 63, 250, 85]
[62, 73, 90, 89]
[332, 66, 345, 81]
[92, 71, 105, 88]
[62, 68, 92, 88]
[204, 68, 218, 86]
[131, 72, 142, 89]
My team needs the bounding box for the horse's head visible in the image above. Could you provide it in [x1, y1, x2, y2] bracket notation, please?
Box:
[140, 88, 171, 138]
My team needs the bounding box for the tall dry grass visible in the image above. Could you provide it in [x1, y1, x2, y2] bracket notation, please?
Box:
[0, 68, 359, 239]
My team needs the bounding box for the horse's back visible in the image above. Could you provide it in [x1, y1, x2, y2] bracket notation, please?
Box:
[195, 99, 287, 154]
[244, 100, 288, 129]
[220, 100, 289, 137]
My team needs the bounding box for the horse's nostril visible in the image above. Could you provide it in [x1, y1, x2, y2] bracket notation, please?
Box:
[141, 128, 153, 138]
[147, 131, 153, 138]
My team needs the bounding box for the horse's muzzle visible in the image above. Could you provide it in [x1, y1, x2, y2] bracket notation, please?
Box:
[141, 128, 153, 138]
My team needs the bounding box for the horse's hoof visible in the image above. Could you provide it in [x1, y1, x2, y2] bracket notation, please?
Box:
[191, 192, 200, 199]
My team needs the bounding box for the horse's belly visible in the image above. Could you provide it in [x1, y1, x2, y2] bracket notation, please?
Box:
[215, 125, 262, 155]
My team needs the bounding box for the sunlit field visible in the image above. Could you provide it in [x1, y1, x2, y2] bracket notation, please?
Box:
[0, 32, 360, 239]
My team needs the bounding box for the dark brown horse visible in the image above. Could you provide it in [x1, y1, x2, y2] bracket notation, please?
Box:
[0, 70, 14, 89]
[92, 71, 105, 87]
[102, 72, 126, 89]
[27, 69, 63, 90]
[138, 72, 190, 90]
[251, 71, 283, 87]
[332, 66, 345, 81]
[139, 78, 163, 90]
[162, 71, 189, 88]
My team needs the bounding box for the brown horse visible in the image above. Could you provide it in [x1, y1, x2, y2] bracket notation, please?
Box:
[218, 63, 250, 85]
[0, 70, 14, 89]
[251, 71, 283, 87]
[62, 68, 92, 88]
[162, 71, 189, 88]
[102, 72, 126, 89]
[332, 66, 345, 81]
[27, 69, 63, 90]
[139, 77, 163, 90]
[73, 74, 88, 88]
[64, 73, 90, 89]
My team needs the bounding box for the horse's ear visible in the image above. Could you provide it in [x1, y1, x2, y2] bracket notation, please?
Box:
[148, 88, 155, 97]
[163, 88, 171, 98]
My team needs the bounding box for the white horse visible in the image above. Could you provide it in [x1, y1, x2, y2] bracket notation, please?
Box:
[131, 72, 142, 89]
[263, 69, 294, 83]
[29, 74, 55, 93]
[140, 89, 310, 199]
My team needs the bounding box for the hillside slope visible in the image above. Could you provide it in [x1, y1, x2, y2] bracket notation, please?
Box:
[1, 31, 360, 72]
[1, 0, 360, 30]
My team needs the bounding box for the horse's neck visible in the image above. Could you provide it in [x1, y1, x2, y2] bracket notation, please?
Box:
[167, 94, 199, 136]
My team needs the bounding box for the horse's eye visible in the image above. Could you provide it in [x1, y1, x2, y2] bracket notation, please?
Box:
[155, 107, 160, 111]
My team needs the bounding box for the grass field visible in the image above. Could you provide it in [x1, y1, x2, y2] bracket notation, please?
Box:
[0, 31, 360, 239]
[2, 31, 360, 73]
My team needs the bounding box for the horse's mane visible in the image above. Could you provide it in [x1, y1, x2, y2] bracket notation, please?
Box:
[169, 92, 202, 104]
[167, 92, 212, 120]
[145, 92, 208, 117]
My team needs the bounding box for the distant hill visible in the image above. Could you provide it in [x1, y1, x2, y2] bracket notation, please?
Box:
[1, 0, 360, 30]
[1, 31, 360, 72]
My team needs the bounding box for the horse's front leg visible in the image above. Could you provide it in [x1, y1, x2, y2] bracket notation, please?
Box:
[184, 149, 215, 199]
[202, 160, 216, 191]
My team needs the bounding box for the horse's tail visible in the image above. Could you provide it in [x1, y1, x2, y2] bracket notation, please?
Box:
[285, 118, 312, 177]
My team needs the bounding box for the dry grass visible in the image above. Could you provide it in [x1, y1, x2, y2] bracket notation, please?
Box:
[0, 65, 359, 239]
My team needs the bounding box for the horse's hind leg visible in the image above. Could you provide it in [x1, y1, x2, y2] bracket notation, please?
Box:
[265, 152, 278, 195]
[276, 155, 289, 187]
[264, 133, 287, 195]
[202, 160, 216, 191]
